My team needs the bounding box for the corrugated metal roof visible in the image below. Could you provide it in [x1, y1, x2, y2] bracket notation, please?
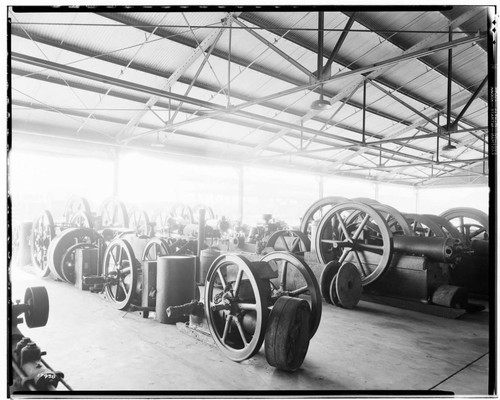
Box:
[8, 6, 491, 186]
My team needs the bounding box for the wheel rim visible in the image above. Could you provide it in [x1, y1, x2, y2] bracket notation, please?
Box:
[315, 202, 394, 286]
[141, 237, 171, 261]
[60, 243, 97, 284]
[422, 214, 464, 242]
[266, 230, 311, 253]
[129, 208, 150, 236]
[103, 238, 138, 310]
[204, 254, 268, 362]
[404, 213, 446, 238]
[153, 210, 172, 236]
[261, 251, 322, 338]
[47, 228, 101, 281]
[30, 210, 55, 277]
[300, 196, 350, 237]
[70, 210, 94, 229]
[440, 208, 489, 243]
[64, 196, 91, 224]
[99, 198, 129, 228]
[171, 203, 194, 224]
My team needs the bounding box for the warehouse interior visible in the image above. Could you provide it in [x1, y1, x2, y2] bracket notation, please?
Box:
[8, 5, 494, 396]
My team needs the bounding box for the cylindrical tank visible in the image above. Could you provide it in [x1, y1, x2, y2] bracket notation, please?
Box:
[199, 248, 221, 284]
[17, 222, 33, 267]
[156, 255, 196, 324]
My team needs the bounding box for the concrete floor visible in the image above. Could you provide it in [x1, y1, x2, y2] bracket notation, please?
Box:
[10, 263, 490, 395]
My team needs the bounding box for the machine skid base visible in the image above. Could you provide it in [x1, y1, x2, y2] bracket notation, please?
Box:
[360, 293, 484, 319]
[176, 320, 215, 348]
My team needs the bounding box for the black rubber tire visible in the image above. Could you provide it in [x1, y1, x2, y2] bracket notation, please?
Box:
[265, 296, 311, 372]
[24, 286, 49, 328]
[320, 260, 341, 304]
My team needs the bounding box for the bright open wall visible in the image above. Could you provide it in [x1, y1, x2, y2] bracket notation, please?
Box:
[9, 149, 114, 224]
[416, 185, 490, 215]
[117, 151, 240, 219]
[242, 166, 320, 227]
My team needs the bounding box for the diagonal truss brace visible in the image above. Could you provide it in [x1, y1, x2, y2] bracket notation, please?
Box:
[115, 16, 232, 140]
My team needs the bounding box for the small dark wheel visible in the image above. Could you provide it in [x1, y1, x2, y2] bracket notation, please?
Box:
[30, 210, 56, 277]
[334, 262, 362, 309]
[320, 260, 341, 304]
[329, 275, 341, 306]
[103, 238, 139, 310]
[264, 296, 311, 372]
[60, 243, 98, 284]
[204, 254, 269, 362]
[266, 230, 311, 253]
[261, 251, 321, 339]
[142, 237, 171, 261]
[24, 286, 49, 328]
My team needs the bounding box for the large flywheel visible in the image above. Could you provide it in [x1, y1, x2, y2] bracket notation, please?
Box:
[315, 202, 394, 286]
[204, 254, 269, 362]
[260, 251, 321, 338]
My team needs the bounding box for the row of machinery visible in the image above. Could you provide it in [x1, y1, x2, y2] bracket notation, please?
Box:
[11, 194, 490, 388]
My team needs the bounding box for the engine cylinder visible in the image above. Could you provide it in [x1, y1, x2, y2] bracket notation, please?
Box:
[155, 255, 196, 324]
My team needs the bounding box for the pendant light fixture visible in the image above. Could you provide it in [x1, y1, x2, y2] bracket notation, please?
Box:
[310, 11, 332, 111]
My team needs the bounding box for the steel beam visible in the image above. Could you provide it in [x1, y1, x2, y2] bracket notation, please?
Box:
[12, 22, 483, 148]
[322, 13, 356, 76]
[11, 52, 483, 177]
[451, 75, 488, 129]
[232, 17, 313, 78]
[368, 80, 441, 130]
[115, 21, 229, 140]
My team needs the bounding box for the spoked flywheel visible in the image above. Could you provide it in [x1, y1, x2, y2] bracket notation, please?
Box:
[266, 230, 311, 253]
[30, 210, 56, 277]
[260, 251, 321, 339]
[204, 254, 269, 362]
[315, 202, 394, 286]
[99, 198, 129, 228]
[440, 207, 489, 243]
[141, 237, 171, 262]
[103, 238, 139, 310]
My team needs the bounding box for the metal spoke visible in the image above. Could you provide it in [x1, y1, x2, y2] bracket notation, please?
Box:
[336, 213, 352, 241]
[289, 285, 309, 296]
[281, 235, 290, 251]
[356, 243, 385, 253]
[470, 227, 485, 238]
[233, 268, 244, 298]
[339, 248, 352, 264]
[234, 318, 249, 346]
[238, 303, 257, 311]
[353, 250, 368, 276]
[352, 214, 370, 240]
[280, 261, 288, 291]
[217, 268, 228, 290]
[221, 313, 232, 343]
